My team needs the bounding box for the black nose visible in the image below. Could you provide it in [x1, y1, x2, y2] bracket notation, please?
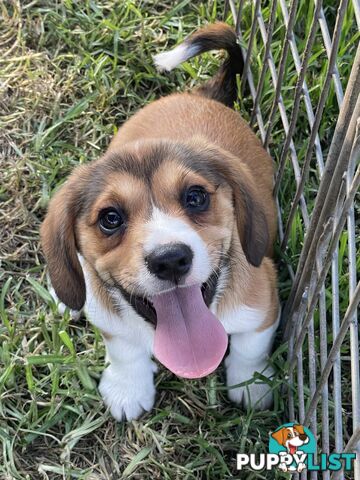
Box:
[145, 243, 193, 282]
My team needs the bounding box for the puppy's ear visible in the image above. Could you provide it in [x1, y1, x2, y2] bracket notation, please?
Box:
[229, 165, 269, 267]
[204, 143, 269, 266]
[41, 167, 89, 310]
[294, 424, 305, 435]
[271, 428, 286, 446]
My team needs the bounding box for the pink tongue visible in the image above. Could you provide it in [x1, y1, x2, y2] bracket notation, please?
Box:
[289, 445, 297, 455]
[151, 285, 228, 379]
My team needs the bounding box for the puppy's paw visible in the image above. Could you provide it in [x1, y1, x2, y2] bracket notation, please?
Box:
[98, 362, 156, 421]
[225, 356, 274, 410]
[297, 462, 306, 473]
[278, 463, 288, 472]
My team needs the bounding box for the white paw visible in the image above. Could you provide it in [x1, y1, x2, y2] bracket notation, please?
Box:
[278, 463, 288, 472]
[297, 462, 306, 473]
[98, 362, 157, 421]
[225, 356, 274, 410]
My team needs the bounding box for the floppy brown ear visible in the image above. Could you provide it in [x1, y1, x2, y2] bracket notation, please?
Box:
[271, 428, 286, 446]
[41, 170, 88, 310]
[229, 165, 269, 267]
[294, 424, 305, 435]
[209, 146, 269, 266]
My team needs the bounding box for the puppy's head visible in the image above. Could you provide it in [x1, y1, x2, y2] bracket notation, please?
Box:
[293, 425, 309, 443]
[272, 425, 309, 451]
[41, 138, 269, 376]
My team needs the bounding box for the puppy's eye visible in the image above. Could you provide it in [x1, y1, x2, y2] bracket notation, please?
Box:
[99, 208, 125, 235]
[183, 186, 209, 212]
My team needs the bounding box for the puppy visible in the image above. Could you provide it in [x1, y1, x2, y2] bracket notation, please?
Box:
[41, 23, 279, 421]
[271, 425, 309, 472]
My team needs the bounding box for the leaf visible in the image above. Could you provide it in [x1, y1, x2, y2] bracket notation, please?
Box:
[26, 277, 55, 306]
[122, 447, 152, 477]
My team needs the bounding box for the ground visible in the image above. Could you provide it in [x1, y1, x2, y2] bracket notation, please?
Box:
[0, 1, 358, 479]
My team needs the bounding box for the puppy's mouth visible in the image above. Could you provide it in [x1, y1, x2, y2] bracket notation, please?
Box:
[288, 444, 298, 455]
[117, 270, 228, 379]
[118, 270, 219, 326]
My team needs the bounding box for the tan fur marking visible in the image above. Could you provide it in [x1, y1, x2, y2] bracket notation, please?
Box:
[294, 425, 306, 436]
[215, 223, 279, 331]
[87, 173, 148, 225]
[271, 428, 289, 446]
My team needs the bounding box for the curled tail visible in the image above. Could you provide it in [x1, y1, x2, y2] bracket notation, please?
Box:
[153, 22, 244, 108]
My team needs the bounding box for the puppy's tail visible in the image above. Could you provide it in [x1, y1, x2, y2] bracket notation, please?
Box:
[153, 22, 244, 108]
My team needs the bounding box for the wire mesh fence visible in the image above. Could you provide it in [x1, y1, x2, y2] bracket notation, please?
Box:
[225, 0, 360, 478]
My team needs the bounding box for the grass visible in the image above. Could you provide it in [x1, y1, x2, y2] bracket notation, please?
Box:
[0, 0, 358, 479]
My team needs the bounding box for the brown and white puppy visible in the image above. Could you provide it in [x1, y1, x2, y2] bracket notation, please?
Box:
[41, 23, 279, 421]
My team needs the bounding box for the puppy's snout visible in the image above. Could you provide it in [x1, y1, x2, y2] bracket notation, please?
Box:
[145, 243, 193, 282]
[299, 434, 308, 442]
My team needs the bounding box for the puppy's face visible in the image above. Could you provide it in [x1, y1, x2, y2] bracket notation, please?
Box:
[78, 151, 233, 305]
[272, 425, 309, 451]
[41, 138, 269, 317]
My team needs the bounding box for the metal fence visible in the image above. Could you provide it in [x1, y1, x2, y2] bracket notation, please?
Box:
[225, 0, 360, 478]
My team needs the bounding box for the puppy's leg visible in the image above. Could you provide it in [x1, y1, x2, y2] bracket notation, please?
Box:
[99, 324, 157, 421]
[79, 258, 157, 421]
[225, 319, 278, 410]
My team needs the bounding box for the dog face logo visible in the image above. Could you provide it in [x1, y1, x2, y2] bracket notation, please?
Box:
[272, 424, 309, 455]
[269, 423, 315, 473]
